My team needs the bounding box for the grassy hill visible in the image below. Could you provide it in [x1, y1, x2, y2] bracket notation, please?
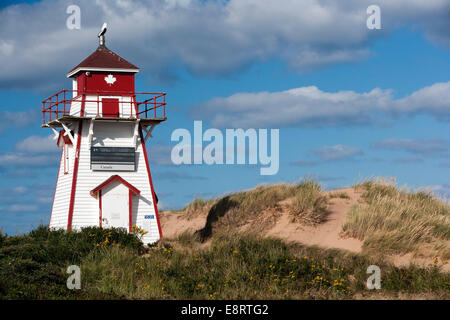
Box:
[0, 179, 449, 299]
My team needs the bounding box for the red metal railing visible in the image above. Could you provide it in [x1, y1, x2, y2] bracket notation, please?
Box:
[42, 89, 166, 125]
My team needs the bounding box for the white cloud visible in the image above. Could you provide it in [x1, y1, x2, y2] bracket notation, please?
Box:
[0, 186, 28, 198]
[394, 156, 423, 163]
[0, 152, 58, 167]
[0, 110, 39, 133]
[148, 144, 174, 166]
[12, 186, 28, 195]
[36, 197, 52, 204]
[373, 138, 450, 156]
[7, 204, 39, 212]
[313, 144, 363, 161]
[0, 40, 14, 56]
[192, 82, 450, 128]
[0, 135, 59, 170]
[14, 135, 58, 153]
[395, 82, 450, 121]
[291, 159, 319, 167]
[0, 0, 449, 90]
[153, 170, 207, 181]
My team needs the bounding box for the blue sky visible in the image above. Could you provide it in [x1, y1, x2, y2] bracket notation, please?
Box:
[0, 0, 449, 235]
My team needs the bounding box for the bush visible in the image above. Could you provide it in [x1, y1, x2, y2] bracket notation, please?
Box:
[0, 225, 144, 299]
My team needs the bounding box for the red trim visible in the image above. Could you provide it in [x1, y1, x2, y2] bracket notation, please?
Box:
[99, 190, 102, 228]
[49, 148, 64, 227]
[67, 121, 83, 230]
[90, 175, 140, 196]
[63, 145, 68, 175]
[80, 94, 86, 117]
[41, 90, 166, 125]
[129, 189, 133, 232]
[57, 130, 73, 147]
[139, 124, 163, 238]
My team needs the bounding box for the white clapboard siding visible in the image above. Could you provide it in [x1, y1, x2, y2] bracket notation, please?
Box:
[49, 123, 79, 229]
[69, 120, 160, 244]
[69, 97, 83, 117]
[81, 95, 135, 118]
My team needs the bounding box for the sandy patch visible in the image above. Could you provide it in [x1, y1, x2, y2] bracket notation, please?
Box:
[266, 187, 363, 253]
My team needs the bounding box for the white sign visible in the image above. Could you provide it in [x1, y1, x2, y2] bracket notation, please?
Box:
[91, 163, 135, 171]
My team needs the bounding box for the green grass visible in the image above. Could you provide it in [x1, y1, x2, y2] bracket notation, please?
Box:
[80, 232, 449, 299]
[343, 178, 450, 258]
[0, 225, 143, 299]
[0, 227, 448, 299]
[1, 179, 449, 299]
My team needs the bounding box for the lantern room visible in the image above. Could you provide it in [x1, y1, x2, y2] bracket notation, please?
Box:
[42, 25, 166, 124]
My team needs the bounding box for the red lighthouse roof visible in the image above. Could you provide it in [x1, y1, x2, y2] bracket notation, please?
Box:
[67, 28, 139, 79]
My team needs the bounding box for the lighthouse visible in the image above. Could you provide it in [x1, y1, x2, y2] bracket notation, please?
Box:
[42, 24, 166, 244]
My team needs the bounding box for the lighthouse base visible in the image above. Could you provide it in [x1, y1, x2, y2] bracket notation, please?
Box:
[49, 119, 162, 244]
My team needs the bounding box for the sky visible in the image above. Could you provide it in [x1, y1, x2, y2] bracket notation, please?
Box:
[0, 0, 449, 235]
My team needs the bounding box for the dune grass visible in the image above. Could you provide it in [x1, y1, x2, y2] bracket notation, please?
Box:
[80, 232, 449, 300]
[193, 183, 300, 240]
[342, 178, 450, 258]
[182, 180, 329, 240]
[182, 198, 216, 219]
[329, 192, 351, 200]
[288, 180, 328, 225]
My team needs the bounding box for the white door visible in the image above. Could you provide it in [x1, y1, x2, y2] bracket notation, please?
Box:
[101, 182, 129, 230]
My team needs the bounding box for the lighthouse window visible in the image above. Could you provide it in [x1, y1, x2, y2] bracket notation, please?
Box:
[64, 144, 70, 174]
[91, 147, 136, 171]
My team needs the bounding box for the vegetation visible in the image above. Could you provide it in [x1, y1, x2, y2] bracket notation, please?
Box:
[81, 232, 449, 299]
[0, 226, 143, 299]
[329, 192, 351, 200]
[343, 178, 450, 258]
[185, 179, 329, 240]
[182, 198, 216, 219]
[1, 178, 449, 299]
[288, 180, 328, 225]
[1, 227, 448, 299]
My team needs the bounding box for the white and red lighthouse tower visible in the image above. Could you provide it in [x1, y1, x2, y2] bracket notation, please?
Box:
[42, 25, 166, 243]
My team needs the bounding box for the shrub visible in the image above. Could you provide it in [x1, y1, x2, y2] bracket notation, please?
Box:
[0, 225, 143, 299]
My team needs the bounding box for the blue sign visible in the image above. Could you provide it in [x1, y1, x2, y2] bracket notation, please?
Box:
[144, 215, 154, 219]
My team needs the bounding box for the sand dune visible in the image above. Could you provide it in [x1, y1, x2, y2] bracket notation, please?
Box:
[160, 186, 449, 272]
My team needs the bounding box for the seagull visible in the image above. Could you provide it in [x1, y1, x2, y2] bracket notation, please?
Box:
[98, 22, 107, 37]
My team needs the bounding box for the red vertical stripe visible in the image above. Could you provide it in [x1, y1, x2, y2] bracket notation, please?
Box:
[80, 94, 86, 117]
[99, 190, 102, 228]
[67, 121, 83, 230]
[129, 189, 133, 232]
[139, 125, 163, 238]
